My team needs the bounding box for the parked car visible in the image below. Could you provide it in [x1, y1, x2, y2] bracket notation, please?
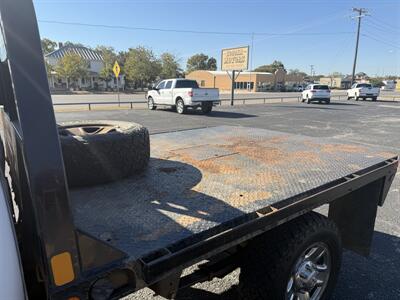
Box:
[381, 80, 396, 91]
[347, 83, 380, 101]
[301, 84, 331, 104]
[291, 85, 304, 92]
[146, 79, 219, 114]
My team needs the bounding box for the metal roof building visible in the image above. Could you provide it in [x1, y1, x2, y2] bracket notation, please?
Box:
[45, 46, 103, 61]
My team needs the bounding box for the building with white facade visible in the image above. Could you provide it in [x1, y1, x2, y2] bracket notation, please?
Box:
[45, 45, 124, 91]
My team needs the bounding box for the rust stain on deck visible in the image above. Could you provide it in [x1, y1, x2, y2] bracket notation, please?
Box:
[175, 214, 205, 227]
[376, 151, 397, 158]
[223, 171, 285, 187]
[220, 139, 285, 164]
[219, 137, 323, 166]
[289, 151, 323, 164]
[227, 190, 272, 207]
[321, 144, 367, 154]
[170, 151, 240, 175]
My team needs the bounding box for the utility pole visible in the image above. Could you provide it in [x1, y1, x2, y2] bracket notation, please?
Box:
[310, 65, 314, 82]
[351, 8, 368, 85]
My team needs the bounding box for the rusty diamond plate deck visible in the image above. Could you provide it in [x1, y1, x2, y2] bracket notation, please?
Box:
[70, 126, 396, 259]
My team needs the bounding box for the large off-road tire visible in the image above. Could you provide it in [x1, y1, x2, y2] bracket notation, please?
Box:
[59, 120, 150, 188]
[238, 212, 342, 300]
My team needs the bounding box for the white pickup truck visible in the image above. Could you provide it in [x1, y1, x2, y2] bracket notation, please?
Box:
[347, 83, 380, 101]
[146, 78, 219, 114]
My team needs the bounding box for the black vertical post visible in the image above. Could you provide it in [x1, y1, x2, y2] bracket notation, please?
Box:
[0, 0, 80, 295]
[230, 70, 235, 106]
[351, 9, 362, 85]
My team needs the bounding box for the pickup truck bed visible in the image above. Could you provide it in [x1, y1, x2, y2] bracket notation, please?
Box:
[70, 126, 396, 263]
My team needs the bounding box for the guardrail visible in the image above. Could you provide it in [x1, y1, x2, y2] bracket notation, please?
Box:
[53, 94, 400, 111]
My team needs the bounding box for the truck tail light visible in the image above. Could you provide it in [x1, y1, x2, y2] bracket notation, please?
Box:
[188, 91, 193, 97]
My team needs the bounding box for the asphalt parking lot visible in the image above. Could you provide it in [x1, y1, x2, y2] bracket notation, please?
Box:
[56, 99, 400, 299]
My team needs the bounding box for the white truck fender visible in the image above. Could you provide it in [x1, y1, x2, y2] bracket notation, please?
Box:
[0, 171, 26, 299]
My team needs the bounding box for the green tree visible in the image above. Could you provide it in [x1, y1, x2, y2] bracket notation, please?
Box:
[160, 52, 182, 79]
[370, 78, 384, 87]
[254, 60, 285, 73]
[45, 60, 54, 77]
[207, 57, 217, 71]
[288, 69, 307, 77]
[55, 53, 88, 89]
[186, 53, 217, 73]
[124, 46, 161, 90]
[96, 46, 117, 89]
[41, 38, 57, 54]
[329, 72, 344, 77]
[64, 41, 85, 47]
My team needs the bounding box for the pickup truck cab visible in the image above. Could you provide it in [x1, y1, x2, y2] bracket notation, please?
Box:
[347, 83, 380, 101]
[146, 79, 219, 114]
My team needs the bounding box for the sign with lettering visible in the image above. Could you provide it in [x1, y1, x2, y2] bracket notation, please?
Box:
[221, 46, 249, 71]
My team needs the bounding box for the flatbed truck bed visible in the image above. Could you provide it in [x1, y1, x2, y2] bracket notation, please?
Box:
[70, 126, 397, 289]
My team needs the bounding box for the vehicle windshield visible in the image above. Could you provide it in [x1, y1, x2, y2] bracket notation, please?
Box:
[313, 85, 329, 90]
[358, 83, 372, 88]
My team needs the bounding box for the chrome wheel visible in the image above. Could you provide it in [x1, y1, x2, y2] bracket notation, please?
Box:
[176, 99, 185, 114]
[148, 97, 156, 110]
[286, 242, 331, 300]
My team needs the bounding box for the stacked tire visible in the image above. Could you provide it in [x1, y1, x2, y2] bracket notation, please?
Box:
[58, 120, 150, 188]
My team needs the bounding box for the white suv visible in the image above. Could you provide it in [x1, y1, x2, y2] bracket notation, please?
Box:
[301, 84, 331, 104]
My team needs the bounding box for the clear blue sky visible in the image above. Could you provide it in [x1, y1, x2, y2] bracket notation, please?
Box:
[34, 0, 400, 76]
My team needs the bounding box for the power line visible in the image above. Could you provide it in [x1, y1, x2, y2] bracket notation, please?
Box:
[365, 18, 400, 35]
[369, 16, 400, 32]
[38, 20, 354, 37]
[362, 33, 400, 49]
[362, 27, 400, 48]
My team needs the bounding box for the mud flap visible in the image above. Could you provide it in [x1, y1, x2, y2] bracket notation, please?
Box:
[328, 178, 383, 256]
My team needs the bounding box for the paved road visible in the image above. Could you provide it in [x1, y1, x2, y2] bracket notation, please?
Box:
[52, 91, 307, 104]
[52, 90, 400, 104]
[56, 100, 400, 299]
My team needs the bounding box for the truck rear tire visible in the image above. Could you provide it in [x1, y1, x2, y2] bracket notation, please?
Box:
[176, 99, 186, 114]
[372, 97, 377, 101]
[59, 120, 150, 188]
[238, 212, 342, 300]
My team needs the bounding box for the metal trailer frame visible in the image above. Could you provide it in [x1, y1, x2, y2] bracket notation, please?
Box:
[0, 1, 398, 299]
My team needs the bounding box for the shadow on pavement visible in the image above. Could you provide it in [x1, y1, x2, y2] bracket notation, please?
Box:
[332, 230, 400, 299]
[158, 107, 258, 118]
[203, 110, 258, 119]
[328, 102, 360, 106]
[176, 230, 400, 300]
[272, 105, 343, 110]
[374, 99, 400, 103]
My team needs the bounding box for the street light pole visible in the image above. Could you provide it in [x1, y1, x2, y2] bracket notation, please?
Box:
[309, 65, 314, 83]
